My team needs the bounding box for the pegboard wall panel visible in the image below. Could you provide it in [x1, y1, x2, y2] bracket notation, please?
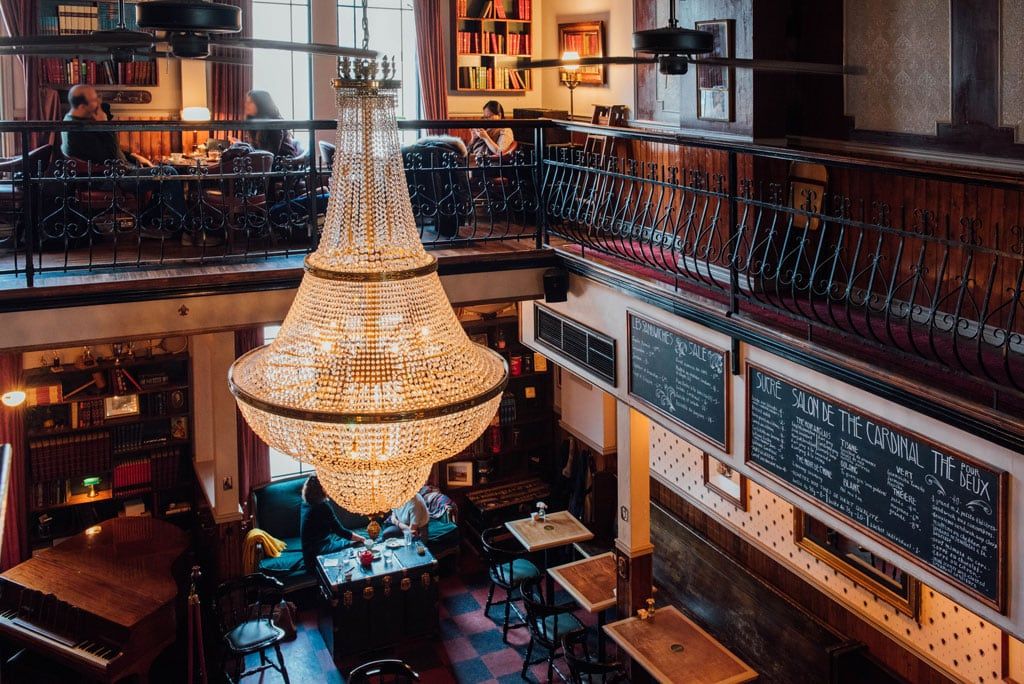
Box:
[649, 423, 1003, 684]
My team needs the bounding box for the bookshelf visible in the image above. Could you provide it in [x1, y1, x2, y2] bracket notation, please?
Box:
[22, 352, 194, 550]
[438, 315, 555, 492]
[37, 0, 158, 88]
[451, 0, 534, 93]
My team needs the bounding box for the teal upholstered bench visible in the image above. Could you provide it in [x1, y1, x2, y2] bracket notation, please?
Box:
[249, 475, 460, 593]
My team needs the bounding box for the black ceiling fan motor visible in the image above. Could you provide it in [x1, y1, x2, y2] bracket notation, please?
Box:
[168, 32, 212, 58]
[657, 54, 692, 75]
[135, 0, 242, 33]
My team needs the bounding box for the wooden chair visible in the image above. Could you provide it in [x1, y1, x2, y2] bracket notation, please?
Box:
[583, 105, 629, 162]
[199, 149, 274, 244]
[348, 659, 420, 683]
[0, 145, 52, 248]
[561, 631, 626, 683]
[214, 573, 291, 684]
[480, 526, 541, 643]
[520, 577, 585, 682]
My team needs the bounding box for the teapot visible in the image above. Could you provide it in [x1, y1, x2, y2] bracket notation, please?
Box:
[358, 548, 374, 569]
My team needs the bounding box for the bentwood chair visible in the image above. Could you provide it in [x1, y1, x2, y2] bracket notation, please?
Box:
[521, 577, 585, 683]
[561, 631, 626, 683]
[348, 659, 420, 684]
[215, 573, 291, 684]
[480, 526, 541, 643]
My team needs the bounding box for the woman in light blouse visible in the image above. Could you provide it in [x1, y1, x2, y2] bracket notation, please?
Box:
[468, 100, 515, 158]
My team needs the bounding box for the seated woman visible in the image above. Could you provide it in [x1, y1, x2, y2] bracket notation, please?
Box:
[230, 89, 302, 159]
[381, 492, 430, 541]
[467, 100, 515, 159]
[300, 475, 365, 570]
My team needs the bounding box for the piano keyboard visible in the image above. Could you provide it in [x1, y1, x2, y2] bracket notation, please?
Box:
[0, 607, 122, 666]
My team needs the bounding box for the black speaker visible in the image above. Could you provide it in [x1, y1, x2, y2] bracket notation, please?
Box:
[543, 268, 568, 303]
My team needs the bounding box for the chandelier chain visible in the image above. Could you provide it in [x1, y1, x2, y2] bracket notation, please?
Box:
[361, 0, 369, 51]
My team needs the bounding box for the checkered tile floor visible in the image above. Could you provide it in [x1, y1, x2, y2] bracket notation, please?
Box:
[255, 551, 610, 683]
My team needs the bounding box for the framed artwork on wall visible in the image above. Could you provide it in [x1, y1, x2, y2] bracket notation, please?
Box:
[104, 394, 140, 419]
[445, 461, 474, 487]
[702, 453, 747, 510]
[793, 508, 921, 618]
[558, 20, 606, 86]
[695, 19, 734, 122]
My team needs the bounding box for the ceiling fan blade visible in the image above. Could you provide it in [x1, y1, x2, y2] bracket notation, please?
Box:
[0, 32, 153, 50]
[212, 38, 376, 59]
[691, 57, 862, 75]
[152, 49, 250, 67]
[521, 55, 655, 69]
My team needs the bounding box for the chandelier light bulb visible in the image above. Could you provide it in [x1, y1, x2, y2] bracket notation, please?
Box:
[229, 61, 508, 514]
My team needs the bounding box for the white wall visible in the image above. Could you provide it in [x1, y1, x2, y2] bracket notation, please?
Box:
[538, 0, 634, 119]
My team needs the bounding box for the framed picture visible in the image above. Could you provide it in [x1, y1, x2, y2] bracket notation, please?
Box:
[170, 416, 189, 440]
[470, 332, 489, 347]
[559, 21, 606, 86]
[695, 19, 734, 122]
[793, 508, 921, 618]
[445, 461, 474, 488]
[702, 453, 747, 510]
[104, 394, 140, 419]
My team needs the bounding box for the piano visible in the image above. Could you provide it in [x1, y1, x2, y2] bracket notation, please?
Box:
[0, 517, 188, 683]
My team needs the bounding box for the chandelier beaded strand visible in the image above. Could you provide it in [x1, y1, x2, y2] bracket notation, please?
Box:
[228, 57, 508, 513]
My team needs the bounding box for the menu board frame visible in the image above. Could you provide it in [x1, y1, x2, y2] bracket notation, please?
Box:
[627, 312, 730, 451]
[744, 362, 1008, 613]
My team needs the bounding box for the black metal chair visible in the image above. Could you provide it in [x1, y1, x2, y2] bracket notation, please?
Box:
[348, 659, 419, 683]
[561, 631, 626, 684]
[480, 526, 541, 643]
[214, 573, 290, 684]
[520, 577, 585, 683]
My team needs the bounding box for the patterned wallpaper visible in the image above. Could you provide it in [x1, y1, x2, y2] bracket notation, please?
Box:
[649, 423, 1009, 683]
[1000, 0, 1024, 141]
[844, 0, 951, 135]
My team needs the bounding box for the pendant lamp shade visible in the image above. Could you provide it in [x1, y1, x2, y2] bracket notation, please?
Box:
[229, 62, 507, 513]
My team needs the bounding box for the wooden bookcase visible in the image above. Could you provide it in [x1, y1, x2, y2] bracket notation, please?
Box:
[438, 315, 555, 493]
[22, 351, 194, 550]
[451, 0, 534, 93]
[37, 0, 158, 88]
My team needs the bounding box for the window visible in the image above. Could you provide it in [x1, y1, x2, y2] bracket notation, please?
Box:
[251, 0, 312, 150]
[263, 325, 316, 480]
[338, 1, 420, 121]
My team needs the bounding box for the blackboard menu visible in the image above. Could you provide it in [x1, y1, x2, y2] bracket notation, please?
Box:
[746, 364, 1006, 609]
[628, 314, 728, 448]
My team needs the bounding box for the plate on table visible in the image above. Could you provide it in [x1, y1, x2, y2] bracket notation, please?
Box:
[385, 539, 403, 549]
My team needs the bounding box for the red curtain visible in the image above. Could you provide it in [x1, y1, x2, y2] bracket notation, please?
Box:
[0, 353, 26, 571]
[235, 327, 269, 507]
[208, 0, 253, 121]
[0, 1, 62, 149]
[413, 0, 449, 131]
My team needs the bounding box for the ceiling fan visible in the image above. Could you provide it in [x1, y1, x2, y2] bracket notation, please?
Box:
[521, 1, 855, 77]
[0, 0, 375, 64]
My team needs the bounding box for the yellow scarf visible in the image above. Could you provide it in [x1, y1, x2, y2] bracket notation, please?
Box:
[243, 528, 287, 575]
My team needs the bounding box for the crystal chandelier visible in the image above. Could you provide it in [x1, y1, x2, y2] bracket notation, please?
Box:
[228, 58, 508, 513]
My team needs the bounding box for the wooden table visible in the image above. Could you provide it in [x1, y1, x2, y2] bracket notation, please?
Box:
[506, 510, 593, 600]
[549, 552, 616, 658]
[603, 605, 757, 684]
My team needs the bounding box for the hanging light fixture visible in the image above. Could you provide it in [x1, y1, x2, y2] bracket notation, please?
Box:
[228, 56, 508, 514]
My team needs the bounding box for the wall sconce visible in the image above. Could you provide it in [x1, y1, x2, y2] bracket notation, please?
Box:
[559, 51, 582, 121]
[1, 390, 26, 407]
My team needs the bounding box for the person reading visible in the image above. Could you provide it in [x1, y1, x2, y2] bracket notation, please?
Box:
[300, 475, 365, 571]
[467, 100, 515, 158]
[381, 492, 430, 541]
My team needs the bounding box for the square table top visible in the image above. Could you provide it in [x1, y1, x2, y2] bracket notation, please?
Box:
[315, 542, 436, 591]
[548, 552, 616, 613]
[603, 605, 757, 684]
[505, 510, 594, 552]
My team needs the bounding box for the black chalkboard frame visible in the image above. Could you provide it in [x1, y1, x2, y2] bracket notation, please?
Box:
[743, 362, 1009, 613]
[627, 312, 730, 451]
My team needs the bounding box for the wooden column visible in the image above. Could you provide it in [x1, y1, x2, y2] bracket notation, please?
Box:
[614, 403, 654, 617]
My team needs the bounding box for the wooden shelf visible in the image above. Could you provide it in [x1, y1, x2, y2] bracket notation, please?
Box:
[451, 0, 533, 93]
[27, 411, 190, 438]
[31, 489, 112, 513]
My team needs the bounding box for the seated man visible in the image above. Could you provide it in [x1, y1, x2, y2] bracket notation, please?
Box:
[300, 475, 365, 571]
[381, 492, 430, 541]
[61, 84, 189, 238]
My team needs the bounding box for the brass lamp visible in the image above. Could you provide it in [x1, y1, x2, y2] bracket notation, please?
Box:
[229, 58, 508, 514]
[559, 51, 582, 120]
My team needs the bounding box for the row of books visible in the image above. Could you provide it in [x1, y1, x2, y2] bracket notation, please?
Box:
[151, 449, 182, 490]
[73, 399, 105, 429]
[39, 3, 142, 35]
[457, 66, 532, 90]
[456, 0, 531, 20]
[111, 422, 168, 454]
[563, 33, 600, 56]
[30, 432, 111, 482]
[456, 31, 530, 55]
[40, 57, 158, 86]
[31, 480, 76, 510]
[112, 456, 152, 496]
